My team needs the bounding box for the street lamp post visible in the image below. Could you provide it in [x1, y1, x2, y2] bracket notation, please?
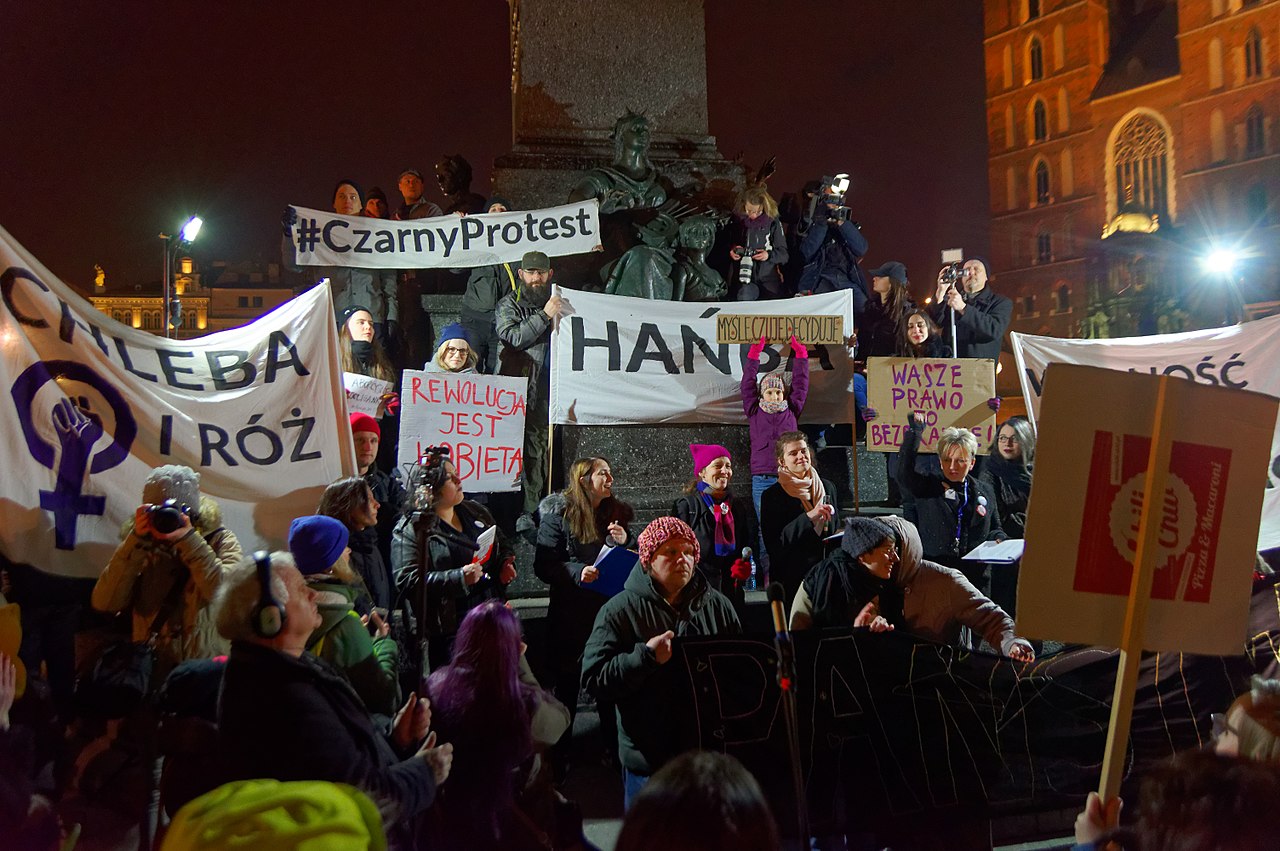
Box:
[158, 216, 202, 339]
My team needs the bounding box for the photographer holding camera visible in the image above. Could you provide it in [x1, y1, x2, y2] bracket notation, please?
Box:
[92, 464, 244, 675]
[930, 257, 1012, 360]
[795, 174, 870, 312]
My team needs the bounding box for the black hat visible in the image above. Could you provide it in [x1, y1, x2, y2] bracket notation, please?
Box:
[840, 517, 894, 561]
[398, 168, 423, 181]
[486, 195, 513, 212]
[338, 304, 373, 327]
[868, 261, 907, 284]
[366, 186, 387, 203]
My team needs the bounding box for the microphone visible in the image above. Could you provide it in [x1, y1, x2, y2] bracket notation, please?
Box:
[741, 546, 753, 562]
[768, 582, 796, 693]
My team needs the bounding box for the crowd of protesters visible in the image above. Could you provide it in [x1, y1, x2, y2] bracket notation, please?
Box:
[1, 156, 1277, 851]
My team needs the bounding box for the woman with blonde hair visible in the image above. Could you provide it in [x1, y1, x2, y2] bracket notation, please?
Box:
[729, 185, 789, 301]
[534, 456, 635, 771]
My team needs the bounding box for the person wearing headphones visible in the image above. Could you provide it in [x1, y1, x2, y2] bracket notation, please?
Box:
[214, 551, 453, 845]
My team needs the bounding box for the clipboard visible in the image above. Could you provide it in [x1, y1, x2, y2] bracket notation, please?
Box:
[961, 538, 1024, 563]
[584, 545, 638, 597]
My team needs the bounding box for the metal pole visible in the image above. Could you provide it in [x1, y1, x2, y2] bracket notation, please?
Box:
[160, 234, 173, 339]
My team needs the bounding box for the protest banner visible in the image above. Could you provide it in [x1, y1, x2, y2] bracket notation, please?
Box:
[1010, 315, 1280, 549]
[864, 357, 996, 454]
[0, 231, 353, 578]
[549, 289, 857, 425]
[343, 372, 391, 418]
[1019, 364, 1274, 654]
[715, 313, 844, 345]
[287, 200, 601, 270]
[1018, 363, 1276, 805]
[397, 371, 527, 492]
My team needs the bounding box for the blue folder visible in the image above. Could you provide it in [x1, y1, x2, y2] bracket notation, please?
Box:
[584, 545, 639, 597]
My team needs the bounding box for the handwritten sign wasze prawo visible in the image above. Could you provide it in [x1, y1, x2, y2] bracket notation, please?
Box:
[397, 371, 528, 491]
[865, 357, 996, 454]
[715, 313, 844, 345]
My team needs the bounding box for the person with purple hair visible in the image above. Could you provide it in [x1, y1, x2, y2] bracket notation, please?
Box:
[424, 601, 570, 850]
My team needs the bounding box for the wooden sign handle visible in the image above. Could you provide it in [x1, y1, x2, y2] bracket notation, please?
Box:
[1098, 375, 1175, 808]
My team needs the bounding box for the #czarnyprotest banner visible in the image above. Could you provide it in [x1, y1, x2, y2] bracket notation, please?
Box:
[1018, 364, 1276, 655]
[397, 371, 527, 492]
[286, 201, 602, 270]
[1010, 315, 1280, 550]
[0, 229, 354, 579]
[864, 357, 996, 454]
[549, 288, 857, 425]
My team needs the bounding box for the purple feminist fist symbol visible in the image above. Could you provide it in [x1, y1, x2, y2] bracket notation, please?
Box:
[11, 361, 136, 550]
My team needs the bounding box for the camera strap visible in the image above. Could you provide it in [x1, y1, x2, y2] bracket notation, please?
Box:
[953, 479, 969, 553]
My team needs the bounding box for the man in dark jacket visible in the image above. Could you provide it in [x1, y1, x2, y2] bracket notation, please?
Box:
[214, 552, 452, 842]
[495, 250, 564, 534]
[795, 183, 870, 312]
[460, 197, 518, 374]
[581, 517, 741, 808]
[930, 258, 1012, 361]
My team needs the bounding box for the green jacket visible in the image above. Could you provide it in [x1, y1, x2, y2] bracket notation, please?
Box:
[307, 580, 400, 717]
[581, 563, 740, 775]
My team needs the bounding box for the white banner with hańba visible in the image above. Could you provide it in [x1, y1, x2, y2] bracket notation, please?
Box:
[865, 357, 996, 454]
[397, 371, 527, 492]
[288, 201, 602, 270]
[549, 289, 857, 425]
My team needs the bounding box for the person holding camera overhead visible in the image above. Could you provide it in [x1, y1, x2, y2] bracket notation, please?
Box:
[795, 174, 870, 312]
[930, 258, 1012, 360]
[92, 464, 244, 675]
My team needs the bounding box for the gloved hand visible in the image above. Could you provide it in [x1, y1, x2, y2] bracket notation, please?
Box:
[747, 335, 767, 361]
[281, 206, 297, 237]
[730, 557, 753, 585]
[383, 393, 401, 416]
[788, 335, 808, 359]
[987, 396, 1002, 413]
[861, 407, 878, 422]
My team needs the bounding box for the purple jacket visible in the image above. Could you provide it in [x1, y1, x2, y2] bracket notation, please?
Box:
[741, 355, 809, 475]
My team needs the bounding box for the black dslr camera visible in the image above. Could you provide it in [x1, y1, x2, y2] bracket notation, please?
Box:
[146, 499, 191, 534]
[940, 261, 967, 288]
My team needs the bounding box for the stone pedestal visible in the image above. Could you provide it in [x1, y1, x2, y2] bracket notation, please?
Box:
[492, 0, 743, 210]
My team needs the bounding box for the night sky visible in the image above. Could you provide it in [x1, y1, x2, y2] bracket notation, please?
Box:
[0, 1, 989, 302]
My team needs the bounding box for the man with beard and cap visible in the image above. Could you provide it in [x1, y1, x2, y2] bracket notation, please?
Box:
[790, 515, 1034, 662]
[460, 197, 518, 374]
[582, 516, 741, 806]
[495, 250, 564, 539]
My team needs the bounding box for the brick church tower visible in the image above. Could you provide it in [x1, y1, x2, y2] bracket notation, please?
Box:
[982, 0, 1278, 341]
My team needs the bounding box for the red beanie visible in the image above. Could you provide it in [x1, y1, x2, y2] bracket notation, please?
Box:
[349, 412, 380, 438]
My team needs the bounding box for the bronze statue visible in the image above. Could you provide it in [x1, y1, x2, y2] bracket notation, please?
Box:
[569, 111, 668, 214]
[671, 216, 725, 301]
[602, 211, 680, 300]
[436, 154, 487, 214]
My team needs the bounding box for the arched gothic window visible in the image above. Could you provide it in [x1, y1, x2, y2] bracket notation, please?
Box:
[1112, 114, 1170, 221]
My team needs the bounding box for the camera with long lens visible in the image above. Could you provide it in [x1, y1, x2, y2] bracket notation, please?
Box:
[734, 231, 771, 286]
[804, 173, 856, 228]
[146, 499, 191, 534]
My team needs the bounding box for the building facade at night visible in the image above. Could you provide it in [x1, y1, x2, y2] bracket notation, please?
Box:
[983, 0, 1278, 340]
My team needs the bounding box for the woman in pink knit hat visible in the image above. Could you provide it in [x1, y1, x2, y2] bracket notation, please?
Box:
[581, 516, 741, 807]
[670, 444, 758, 609]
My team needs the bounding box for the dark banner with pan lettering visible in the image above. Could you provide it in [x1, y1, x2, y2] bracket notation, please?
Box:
[667, 579, 1277, 838]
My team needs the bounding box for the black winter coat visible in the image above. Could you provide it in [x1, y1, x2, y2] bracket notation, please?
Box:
[760, 477, 839, 599]
[581, 565, 740, 775]
[929, 286, 1012, 361]
[896, 426, 1004, 571]
[218, 642, 437, 828]
[671, 490, 758, 604]
[348, 525, 392, 613]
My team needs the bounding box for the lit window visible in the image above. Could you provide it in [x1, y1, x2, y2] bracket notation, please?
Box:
[1036, 232, 1053, 264]
[1035, 161, 1051, 204]
[1029, 38, 1044, 81]
[1033, 100, 1048, 142]
[1245, 105, 1265, 158]
[1245, 28, 1262, 79]
[180, 258, 193, 274]
[1111, 113, 1171, 221]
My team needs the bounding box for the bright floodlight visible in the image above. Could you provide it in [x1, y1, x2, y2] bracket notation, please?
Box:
[1201, 248, 1239, 276]
[180, 216, 203, 243]
[831, 173, 850, 195]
